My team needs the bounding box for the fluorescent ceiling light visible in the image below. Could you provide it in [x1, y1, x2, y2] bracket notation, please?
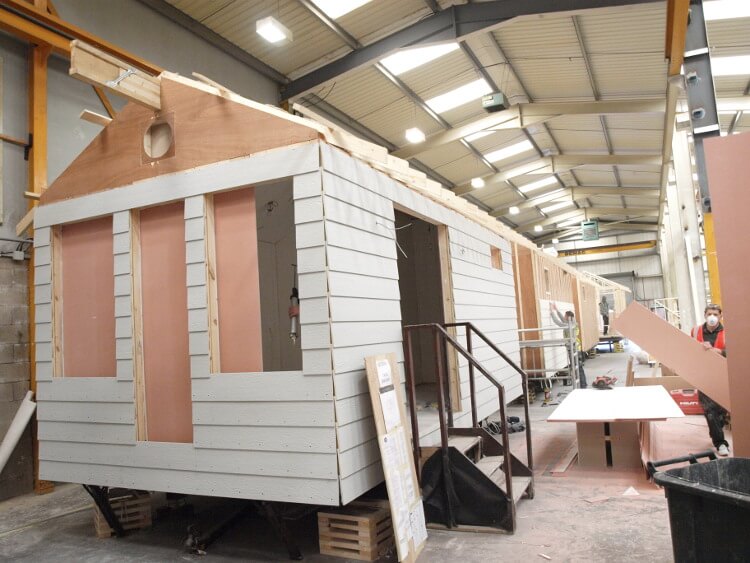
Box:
[518, 176, 558, 193]
[310, 0, 372, 19]
[484, 140, 534, 164]
[711, 55, 750, 76]
[509, 206, 520, 215]
[256, 16, 292, 43]
[540, 201, 573, 214]
[534, 225, 544, 233]
[425, 78, 492, 114]
[464, 130, 494, 142]
[380, 43, 459, 75]
[471, 177, 485, 189]
[404, 127, 426, 144]
[704, 0, 750, 20]
[552, 238, 560, 244]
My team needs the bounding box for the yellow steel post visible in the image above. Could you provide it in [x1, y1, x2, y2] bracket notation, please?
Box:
[704, 212, 721, 306]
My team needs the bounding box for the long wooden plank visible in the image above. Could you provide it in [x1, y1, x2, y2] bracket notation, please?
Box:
[611, 302, 730, 410]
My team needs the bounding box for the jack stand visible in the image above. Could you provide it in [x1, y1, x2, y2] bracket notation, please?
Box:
[256, 501, 303, 560]
[83, 485, 125, 537]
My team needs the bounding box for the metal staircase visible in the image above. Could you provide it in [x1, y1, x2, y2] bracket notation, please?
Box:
[403, 322, 534, 533]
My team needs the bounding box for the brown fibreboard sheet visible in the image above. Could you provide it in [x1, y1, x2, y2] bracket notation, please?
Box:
[611, 302, 730, 410]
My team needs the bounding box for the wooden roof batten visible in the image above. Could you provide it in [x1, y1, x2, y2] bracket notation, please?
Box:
[56, 41, 602, 287]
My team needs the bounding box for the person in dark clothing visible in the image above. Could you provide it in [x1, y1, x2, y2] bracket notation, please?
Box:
[691, 303, 729, 456]
[599, 297, 610, 335]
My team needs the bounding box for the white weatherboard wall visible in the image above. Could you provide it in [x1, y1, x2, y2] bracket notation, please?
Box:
[36, 144, 340, 505]
[320, 144, 522, 504]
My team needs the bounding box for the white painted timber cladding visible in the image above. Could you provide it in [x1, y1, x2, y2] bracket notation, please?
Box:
[36, 147, 340, 505]
[320, 144, 522, 503]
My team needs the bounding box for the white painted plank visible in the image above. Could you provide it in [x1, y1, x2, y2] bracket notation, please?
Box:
[334, 393, 373, 426]
[336, 417, 378, 452]
[117, 359, 134, 381]
[297, 246, 327, 274]
[327, 272, 399, 299]
[323, 196, 394, 233]
[36, 361, 53, 381]
[330, 321, 402, 348]
[193, 400, 334, 427]
[339, 461, 384, 505]
[194, 425, 335, 453]
[190, 355, 210, 378]
[322, 171, 394, 221]
[332, 341, 403, 374]
[38, 402, 135, 424]
[40, 441, 338, 480]
[185, 240, 205, 264]
[187, 285, 207, 310]
[298, 272, 328, 299]
[115, 316, 132, 338]
[329, 297, 402, 323]
[38, 421, 135, 444]
[113, 253, 130, 276]
[114, 274, 131, 297]
[184, 195, 205, 219]
[34, 226, 50, 247]
[35, 245, 50, 266]
[293, 171, 323, 200]
[39, 460, 339, 505]
[326, 246, 398, 280]
[113, 232, 130, 254]
[35, 143, 321, 228]
[294, 197, 324, 224]
[325, 221, 396, 259]
[184, 217, 205, 242]
[188, 308, 209, 332]
[191, 372, 332, 401]
[188, 331, 209, 356]
[295, 221, 325, 249]
[299, 297, 329, 325]
[300, 322, 332, 351]
[35, 264, 51, 285]
[112, 211, 130, 234]
[36, 322, 52, 343]
[338, 438, 380, 479]
[302, 349, 333, 375]
[34, 283, 51, 305]
[37, 379, 134, 402]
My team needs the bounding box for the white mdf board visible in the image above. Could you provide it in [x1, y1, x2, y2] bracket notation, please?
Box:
[547, 386, 685, 423]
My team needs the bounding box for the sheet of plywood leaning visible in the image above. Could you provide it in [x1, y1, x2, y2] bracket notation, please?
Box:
[611, 302, 730, 410]
[365, 354, 426, 563]
[705, 131, 750, 457]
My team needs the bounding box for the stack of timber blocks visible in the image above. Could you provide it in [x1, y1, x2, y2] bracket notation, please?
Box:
[0, 256, 33, 500]
[93, 490, 152, 538]
[318, 500, 394, 561]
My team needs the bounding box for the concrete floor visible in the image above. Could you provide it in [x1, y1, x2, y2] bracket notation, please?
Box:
[0, 346, 679, 562]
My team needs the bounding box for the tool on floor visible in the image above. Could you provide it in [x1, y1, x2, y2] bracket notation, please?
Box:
[592, 375, 617, 390]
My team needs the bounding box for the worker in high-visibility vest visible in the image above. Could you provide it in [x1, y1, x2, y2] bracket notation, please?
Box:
[551, 303, 587, 389]
[691, 303, 729, 457]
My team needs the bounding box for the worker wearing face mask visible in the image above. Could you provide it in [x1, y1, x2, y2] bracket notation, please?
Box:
[690, 304, 729, 456]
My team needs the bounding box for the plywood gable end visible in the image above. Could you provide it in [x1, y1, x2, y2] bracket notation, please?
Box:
[41, 78, 320, 204]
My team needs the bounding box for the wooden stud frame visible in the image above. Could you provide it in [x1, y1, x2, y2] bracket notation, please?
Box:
[437, 224, 461, 412]
[50, 225, 63, 378]
[204, 195, 220, 374]
[129, 210, 147, 441]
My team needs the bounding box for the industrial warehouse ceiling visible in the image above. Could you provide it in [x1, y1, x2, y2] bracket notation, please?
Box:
[144, 0, 750, 245]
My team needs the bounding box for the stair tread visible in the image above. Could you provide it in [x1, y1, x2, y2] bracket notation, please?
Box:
[490, 471, 533, 503]
[447, 435, 481, 454]
[476, 456, 504, 478]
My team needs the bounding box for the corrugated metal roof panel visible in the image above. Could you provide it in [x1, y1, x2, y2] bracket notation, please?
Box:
[607, 127, 663, 152]
[321, 66, 403, 120]
[570, 169, 618, 185]
[615, 169, 662, 186]
[576, 3, 665, 54]
[590, 54, 667, 97]
[432, 154, 491, 185]
[715, 76, 750, 96]
[200, 0, 347, 77]
[549, 128, 608, 152]
[397, 50, 476, 96]
[167, 0, 233, 22]
[707, 18, 750, 48]
[495, 16, 581, 60]
[339, 0, 428, 47]
[509, 58, 594, 101]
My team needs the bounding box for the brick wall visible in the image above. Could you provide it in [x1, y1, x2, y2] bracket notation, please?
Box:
[0, 257, 33, 501]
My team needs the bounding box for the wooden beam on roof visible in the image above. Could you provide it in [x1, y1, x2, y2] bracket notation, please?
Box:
[558, 240, 657, 257]
[0, 5, 70, 54]
[666, 0, 690, 77]
[0, 0, 162, 75]
[70, 40, 161, 110]
[393, 99, 665, 160]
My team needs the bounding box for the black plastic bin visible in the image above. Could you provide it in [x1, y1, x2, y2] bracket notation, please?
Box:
[650, 454, 750, 562]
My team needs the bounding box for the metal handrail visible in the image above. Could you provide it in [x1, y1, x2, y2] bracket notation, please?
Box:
[403, 322, 533, 505]
[446, 322, 534, 477]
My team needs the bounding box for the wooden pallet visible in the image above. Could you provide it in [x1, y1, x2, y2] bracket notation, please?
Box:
[93, 490, 152, 538]
[318, 501, 394, 562]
